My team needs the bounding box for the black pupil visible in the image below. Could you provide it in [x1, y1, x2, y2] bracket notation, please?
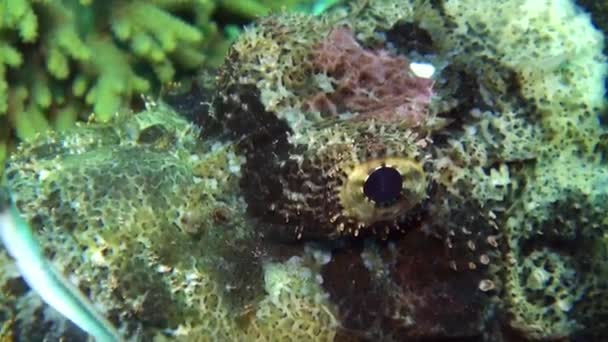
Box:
[363, 167, 402, 207]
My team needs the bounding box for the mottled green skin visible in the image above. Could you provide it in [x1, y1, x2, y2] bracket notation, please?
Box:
[1, 106, 269, 339]
[0, 104, 338, 341]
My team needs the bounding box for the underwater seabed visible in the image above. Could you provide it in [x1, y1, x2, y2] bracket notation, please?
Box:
[1, 0, 608, 341]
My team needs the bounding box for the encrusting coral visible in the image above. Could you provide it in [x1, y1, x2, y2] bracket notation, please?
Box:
[1, 0, 607, 341]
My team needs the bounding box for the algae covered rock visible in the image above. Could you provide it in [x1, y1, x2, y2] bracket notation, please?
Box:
[1, 0, 608, 341]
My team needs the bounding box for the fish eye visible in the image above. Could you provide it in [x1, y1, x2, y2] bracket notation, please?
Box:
[338, 157, 427, 234]
[363, 166, 402, 207]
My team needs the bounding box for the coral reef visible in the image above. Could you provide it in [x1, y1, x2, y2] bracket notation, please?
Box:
[1, 0, 607, 341]
[504, 248, 585, 339]
[0, 0, 326, 175]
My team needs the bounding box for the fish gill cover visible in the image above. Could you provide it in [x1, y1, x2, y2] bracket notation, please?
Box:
[1, 0, 608, 341]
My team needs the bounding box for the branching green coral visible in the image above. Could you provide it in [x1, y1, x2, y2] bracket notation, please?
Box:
[0, 1, 212, 127]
